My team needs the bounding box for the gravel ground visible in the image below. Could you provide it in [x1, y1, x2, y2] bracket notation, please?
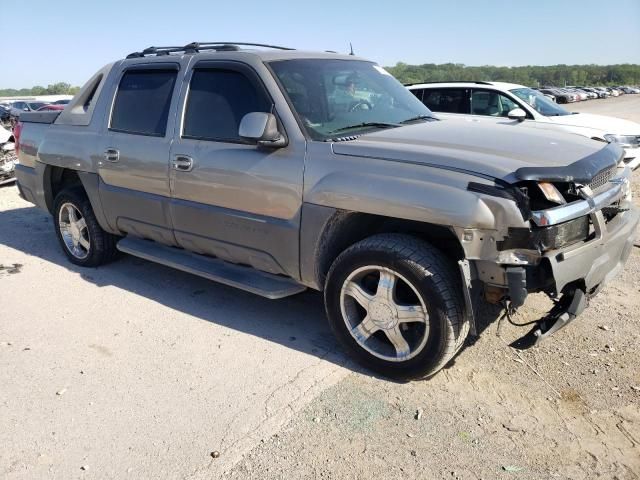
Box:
[224, 179, 640, 480]
[224, 96, 640, 480]
[2, 96, 640, 480]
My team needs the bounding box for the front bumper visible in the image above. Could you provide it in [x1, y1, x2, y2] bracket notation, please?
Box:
[622, 146, 640, 170]
[545, 206, 639, 294]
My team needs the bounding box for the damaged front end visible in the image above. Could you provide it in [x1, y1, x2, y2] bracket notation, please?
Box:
[459, 144, 639, 347]
[0, 141, 17, 186]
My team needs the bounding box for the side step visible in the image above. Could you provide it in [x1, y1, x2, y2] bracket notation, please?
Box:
[116, 236, 307, 299]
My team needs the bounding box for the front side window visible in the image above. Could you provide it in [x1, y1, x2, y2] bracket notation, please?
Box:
[471, 90, 521, 117]
[183, 69, 271, 142]
[110, 69, 177, 136]
[422, 88, 468, 114]
[510, 87, 570, 117]
[269, 59, 434, 140]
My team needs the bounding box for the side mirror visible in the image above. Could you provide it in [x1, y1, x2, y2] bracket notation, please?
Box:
[239, 112, 287, 148]
[23, 107, 29, 111]
[507, 108, 526, 122]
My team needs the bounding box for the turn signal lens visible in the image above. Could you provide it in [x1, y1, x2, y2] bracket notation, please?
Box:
[538, 182, 566, 205]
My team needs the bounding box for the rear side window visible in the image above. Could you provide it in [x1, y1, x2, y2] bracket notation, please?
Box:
[183, 69, 270, 142]
[422, 88, 469, 114]
[110, 69, 177, 136]
[410, 89, 424, 101]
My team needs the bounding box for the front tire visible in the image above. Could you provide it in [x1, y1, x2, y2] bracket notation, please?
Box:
[53, 188, 119, 267]
[325, 234, 469, 379]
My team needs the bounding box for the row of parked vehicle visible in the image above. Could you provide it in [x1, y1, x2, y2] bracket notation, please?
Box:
[0, 98, 70, 128]
[536, 85, 640, 103]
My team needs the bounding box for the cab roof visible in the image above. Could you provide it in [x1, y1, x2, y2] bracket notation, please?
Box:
[124, 42, 367, 63]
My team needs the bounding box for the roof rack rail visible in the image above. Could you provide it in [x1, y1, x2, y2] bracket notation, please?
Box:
[126, 42, 295, 59]
[403, 80, 493, 86]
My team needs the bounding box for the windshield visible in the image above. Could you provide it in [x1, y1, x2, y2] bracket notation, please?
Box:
[509, 88, 570, 117]
[269, 59, 434, 140]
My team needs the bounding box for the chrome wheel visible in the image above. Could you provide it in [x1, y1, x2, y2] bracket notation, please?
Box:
[58, 202, 90, 259]
[340, 266, 429, 362]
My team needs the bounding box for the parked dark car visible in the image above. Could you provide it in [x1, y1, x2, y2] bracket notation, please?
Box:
[539, 88, 571, 104]
[9, 101, 49, 120]
[0, 105, 11, 126]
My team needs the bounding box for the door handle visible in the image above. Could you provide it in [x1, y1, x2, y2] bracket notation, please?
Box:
[104, 148, 119, 162]
[172, 155, 193, 172]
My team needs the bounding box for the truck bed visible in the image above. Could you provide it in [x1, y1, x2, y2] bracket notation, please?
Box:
[19, 111, 62, 124]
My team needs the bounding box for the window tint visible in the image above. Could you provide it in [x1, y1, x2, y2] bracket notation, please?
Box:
[183, 69, 270, 142]
[83, 75, 103, 112]
[471, 90, 522, 117]
[410, 89, 424, 101]
[422, 89, 468, 113]
[110, 69, 177, 136]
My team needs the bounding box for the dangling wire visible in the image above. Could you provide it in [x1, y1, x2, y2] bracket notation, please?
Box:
[496, 299, 540, 336]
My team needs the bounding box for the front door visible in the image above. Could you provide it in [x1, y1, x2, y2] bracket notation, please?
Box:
[98, 63, 182, 245]
[168, 61, 305, 278]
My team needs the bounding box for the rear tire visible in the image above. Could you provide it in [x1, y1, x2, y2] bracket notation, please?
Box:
[53, 188, 119, 267]
[324, 234, 469, 379]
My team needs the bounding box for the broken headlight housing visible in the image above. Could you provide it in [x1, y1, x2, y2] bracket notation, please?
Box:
[603, 134, 640, 148]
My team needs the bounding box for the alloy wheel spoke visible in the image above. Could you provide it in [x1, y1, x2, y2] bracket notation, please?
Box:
[343, 280, 374, 310]
[78, 236, 90, 250]
[75, 217, 87, 232]
[351, 315, 378, 342]
[376, 270, 396, 302]
[385, 326, 411, 359]
[66, 206, 77, 223]
[396, 304, 428, 323]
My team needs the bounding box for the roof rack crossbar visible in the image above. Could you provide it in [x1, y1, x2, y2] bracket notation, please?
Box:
[126, 42, 295, 59]
[404, 80, 493, 86]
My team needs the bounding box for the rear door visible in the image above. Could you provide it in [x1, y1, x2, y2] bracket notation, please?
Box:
[420, 88, 470, 117]
[168, 60, 305, 277]
[98, 63, 182, 246]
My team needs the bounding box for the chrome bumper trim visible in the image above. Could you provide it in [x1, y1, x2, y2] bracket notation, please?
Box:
[531, 178, 628, 226]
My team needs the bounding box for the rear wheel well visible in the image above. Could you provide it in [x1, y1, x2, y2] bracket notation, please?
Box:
[44, 166, 83, 213]
[315, 211, 464, 289]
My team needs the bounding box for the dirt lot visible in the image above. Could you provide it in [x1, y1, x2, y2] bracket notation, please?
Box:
[2, 96, 640, 480]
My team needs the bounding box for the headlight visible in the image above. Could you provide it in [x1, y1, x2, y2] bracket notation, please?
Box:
[537, 182, 566, 204]
[604, 134, 640, 148]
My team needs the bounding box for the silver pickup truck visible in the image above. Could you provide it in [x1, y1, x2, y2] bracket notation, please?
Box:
[14, 43, 639, 379]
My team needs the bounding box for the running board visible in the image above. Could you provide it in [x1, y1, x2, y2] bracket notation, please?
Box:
[116, 237, 306, 299]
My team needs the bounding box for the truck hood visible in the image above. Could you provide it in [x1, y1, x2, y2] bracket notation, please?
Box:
[331, 119, 619, 182]
[547, 112, 640, 135]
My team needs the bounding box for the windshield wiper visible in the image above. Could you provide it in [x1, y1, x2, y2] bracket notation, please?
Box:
[328, 122, 400, 135]
[400, 114, 436, 124]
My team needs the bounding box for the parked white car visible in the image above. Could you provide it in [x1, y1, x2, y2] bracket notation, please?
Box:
[407, 81, 640, 169]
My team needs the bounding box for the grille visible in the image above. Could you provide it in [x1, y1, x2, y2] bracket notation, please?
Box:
[588, 166, 616, 191]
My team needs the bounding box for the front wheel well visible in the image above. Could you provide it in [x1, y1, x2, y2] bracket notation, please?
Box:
[44, 166, 83, 213]
[315, 211, 465, 289]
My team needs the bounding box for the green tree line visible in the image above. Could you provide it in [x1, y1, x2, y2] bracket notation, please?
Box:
[2, 64, 639, 97]
[386, 63, 640, 87]
[0, 82, 80, 98]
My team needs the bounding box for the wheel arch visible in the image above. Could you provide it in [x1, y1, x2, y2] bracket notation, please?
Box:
[43, 166, 117, 234]
[300, 204, 466, 291]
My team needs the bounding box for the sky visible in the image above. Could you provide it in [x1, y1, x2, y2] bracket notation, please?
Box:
[1, 0, 639, 89]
